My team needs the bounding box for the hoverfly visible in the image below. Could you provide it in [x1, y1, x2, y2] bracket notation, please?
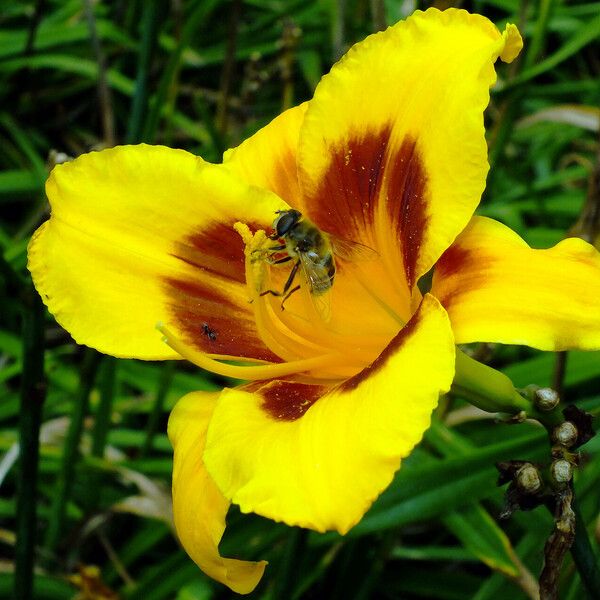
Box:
[259, 209, 374, 320]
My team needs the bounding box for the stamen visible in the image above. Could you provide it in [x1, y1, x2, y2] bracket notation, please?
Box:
[256, 287, 327, 354]
[236, 222, 331, 360]
[232, 220, 395, 372]
[156, 323, 351, 380]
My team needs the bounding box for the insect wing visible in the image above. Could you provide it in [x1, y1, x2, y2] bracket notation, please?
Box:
[298, 252, 333, 322]
[329, 235, 378, 262]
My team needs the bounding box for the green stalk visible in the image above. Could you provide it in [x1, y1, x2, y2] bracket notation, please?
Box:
[451, 349, 529, 414]
[142, 0, 221, 143]
[141, 361, 175, 457]
[570, 495, 600, 598]
[488, 0, 555, 176]
[268, 529, 308, 600]
[524, 0, 554, 72]
[83, 0, 115, 146]
[44, 349, 101, 554]
[91, 357, 116, 458]
[331, 0, 345, 60]
[451, 349, 563, 430]
[15, 290, 45, 600]
[370, 0, 386, 32]
[126, 0, 160, 144]
[216, 0, 241, 137]
[82, 357, 117, 512]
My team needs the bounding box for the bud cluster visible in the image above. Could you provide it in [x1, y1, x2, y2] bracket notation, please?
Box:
[497, 389, 597, 518]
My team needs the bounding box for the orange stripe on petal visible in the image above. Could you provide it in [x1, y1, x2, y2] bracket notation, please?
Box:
[300, 129, 428, 314]
[171, 223, 249, 284]
[384, 137, 429, 289]
[163, 276, 280, 362]
[305, 129, 429, 291]
[299, 8, 522, 297]
[304, 127, 392, 243]
[165, 219, 283, 361]
[250, 380, 328, 421]
[28, 144, 284, 361]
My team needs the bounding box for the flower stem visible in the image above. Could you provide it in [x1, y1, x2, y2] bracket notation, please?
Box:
[15, 290, 45, 600]
[126, 0, 160, 144]
[452, 349, 529, 414]
[570, 494, 600, 597]
[452, 349, 563, 430]
[91, 357, 116, 459]
[83, 357, 117, 513]
[44, 348, 101, 554]
[83, 0, 115, 146]
[141, 361, 175, 457]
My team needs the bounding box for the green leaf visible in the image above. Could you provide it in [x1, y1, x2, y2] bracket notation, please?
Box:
[501, 14, 600, 90]
[175, 578, 214, 600]
[0, 170, 43, 196]
[312, 428, 547, 543]
[443, 507, 519, 577]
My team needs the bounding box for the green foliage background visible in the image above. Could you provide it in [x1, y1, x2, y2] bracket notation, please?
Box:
[1, 0, 600, 598]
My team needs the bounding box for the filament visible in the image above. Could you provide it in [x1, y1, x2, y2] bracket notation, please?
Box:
[157, 323, 352, 381]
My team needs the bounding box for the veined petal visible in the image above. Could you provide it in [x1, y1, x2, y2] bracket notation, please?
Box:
[28, 145, 281, 361]
[168, 392, 266, 594]
[223, 103, 307, 208]
[203, 294, 454, 534]
[298, 8, 522, 294]
[432, 216, 600, 351]
[225, 103, 417, 329]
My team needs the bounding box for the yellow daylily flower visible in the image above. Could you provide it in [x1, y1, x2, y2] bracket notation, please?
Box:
[27, 8, 600, 595]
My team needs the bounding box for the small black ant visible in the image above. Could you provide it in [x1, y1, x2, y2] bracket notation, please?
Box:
[202, 322, 218, 342]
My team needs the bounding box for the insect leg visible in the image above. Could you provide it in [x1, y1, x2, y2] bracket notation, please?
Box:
[259, 259, 301, 311]
[280, 285, 301, 310]
[251, 245, 290, 265]
[281, 259, 301, 294]
[271, 256, 293, 265]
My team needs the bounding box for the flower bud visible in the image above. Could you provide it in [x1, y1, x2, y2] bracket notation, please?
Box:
[534, 387, 560, 411]
[516, 463, 542, 494]
[551, 459, 572, 484]
[552, 422, 578, 447]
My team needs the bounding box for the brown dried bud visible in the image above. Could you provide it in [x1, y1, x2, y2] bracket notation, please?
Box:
[552, 422, 578, 447]
[534, 387, 560, 411]
[562, 405, 595, 449]
[516, 463, 542, 494]
[551, 459, 573, 484]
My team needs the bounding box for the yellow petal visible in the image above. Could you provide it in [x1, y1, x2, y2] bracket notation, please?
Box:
[168, 392, 267, 594]
[432, 216, 600, 351]
[298, 8, 522, 295]
[223, 103, 308, 208]
[203, 294, 455, 534]
[28, 145, 281, 361]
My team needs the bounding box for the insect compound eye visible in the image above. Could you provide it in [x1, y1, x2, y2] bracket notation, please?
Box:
[274, 209, 302, 237]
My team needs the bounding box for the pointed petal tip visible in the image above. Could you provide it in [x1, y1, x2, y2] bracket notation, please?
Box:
[168, 391, 267, 595]
[223, 560, 268, 595]
[500, 23, 523, 63]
